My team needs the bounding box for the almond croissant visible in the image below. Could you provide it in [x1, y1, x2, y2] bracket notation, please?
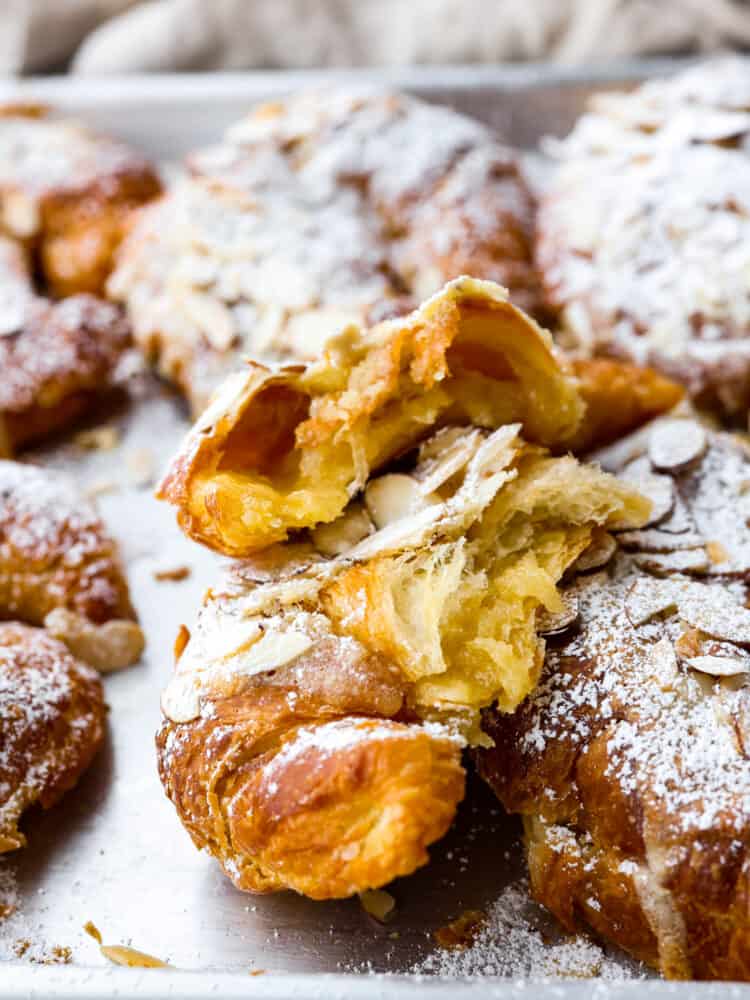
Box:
[156, 279, 678, 899]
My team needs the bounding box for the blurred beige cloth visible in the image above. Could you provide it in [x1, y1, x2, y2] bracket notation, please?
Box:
[4, 0, 750, 74]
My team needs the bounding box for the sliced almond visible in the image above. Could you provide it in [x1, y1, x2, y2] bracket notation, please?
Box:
[365, 473, 439, 530]
[679, 588, 750, 646]
[84, 922, 167, 968]
[414, 427, 485, 495]
[573, 530, 617, 572]
[656, 496, 696, 535]
[624, 578, 681, 627]
[160, 672, 201, 724]
[618, 528, 704, 553]
[179, 290, 236, 352]
[537, 593, 579, 636]
[633, 549, 709, 576]
[647, 637, 680, 687]
[619, 457, 674, 527]
[312, 503, 374, 557]
[648, 420, 707, 472]
[359, 889, 396, 923]
[685, 655, 750, 677]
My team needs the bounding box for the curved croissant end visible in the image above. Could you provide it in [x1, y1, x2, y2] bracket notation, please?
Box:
[157, 615, 465, 899]
[159, 716, 465, 900]
[0, 460, 144, 671]
[157, 277, 585, 557]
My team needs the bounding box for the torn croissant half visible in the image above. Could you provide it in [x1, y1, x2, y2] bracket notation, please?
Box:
[156, 280, 660, 898]
[158, 277, 589, 557]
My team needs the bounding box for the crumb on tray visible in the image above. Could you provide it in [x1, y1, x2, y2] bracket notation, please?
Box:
[84, 921, 168, 968]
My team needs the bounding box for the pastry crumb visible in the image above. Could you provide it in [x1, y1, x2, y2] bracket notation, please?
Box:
[86, 479, 119, 499]
[84, 921, 168, 968]
[359, 889, 396, 923]
[434, 909, 486, 950]
[74, 426, 120, 451]
[126, 447, 155, 487]
[153, 565, 191, 583]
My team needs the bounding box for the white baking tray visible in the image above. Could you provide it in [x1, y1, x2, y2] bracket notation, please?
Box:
[2, 61, 745, 999]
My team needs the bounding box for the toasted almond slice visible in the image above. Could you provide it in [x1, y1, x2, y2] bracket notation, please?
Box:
[537, 593, 579, 636]
[618, 457, 674, 527]
[359, 889, 396, 923]
[365, 473, 439, 530]
[685, 655, 750, 677]
[624, 578, 681, 627]
[618, 528, 704, 553]
[84, 922, 167, 968]
[179, 290, 236, 351]
[679, 589, 750, 646]
[647, 637, 680, 687]
[648, 420, 707, 472]
[312, 503, 374, 557]
[573, 530, 617, 572]
[633, 549, 709, 576]
[414, 427, 486, 495]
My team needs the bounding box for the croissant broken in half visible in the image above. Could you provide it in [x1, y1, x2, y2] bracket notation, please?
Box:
[156, 279, 675, 899]
[158, 276, 678, 557]
[478, 418, 750, 981]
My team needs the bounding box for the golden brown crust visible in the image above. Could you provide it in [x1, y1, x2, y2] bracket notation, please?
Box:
[0, 105, 161, 296]
[0, 237, 131, 455]
[478, 419, 750, 980]
[0, 460, 144, 671]
[109, 90, 539, 412]
[0, 622, 105, 853]
[567, 359, 684, 455]
[157, 278, 585, 557]
[158, 663, 465, 898]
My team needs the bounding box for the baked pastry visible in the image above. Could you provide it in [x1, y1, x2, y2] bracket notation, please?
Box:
[159, 277, 681, 558]
[109, 89, 540, 412]
[0, 460, 144, 671]
[0, 236, 131, 456]
[536, 58, 750, 418]
[0, 104, 161, 297]
[568, 358, 684, 455]
[0, 622, 106, 852]
[156, 278, 656, 899]
[478, 417, 750, 980]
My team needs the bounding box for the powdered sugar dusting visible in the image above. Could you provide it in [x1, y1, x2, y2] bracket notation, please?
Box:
[539, 57, 750, 414]
[110, 88, 535, 408]
[410, 881, 640, 980]
[266, 717, 463, 775]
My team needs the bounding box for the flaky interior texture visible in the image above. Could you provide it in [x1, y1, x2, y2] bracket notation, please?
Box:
[158, 278, 585, 556]
[163, 425, 648, 742]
